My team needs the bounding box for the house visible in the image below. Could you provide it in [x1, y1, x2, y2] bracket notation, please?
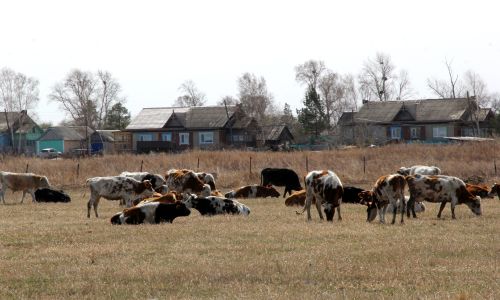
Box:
[90, 130, 118, 154]
[258, 125, 294, 149]
[112, 131, 133, 153]
[36, 126, 94, 155]
[124, 105, 261, 153]
[338, 98, 495, 145]
[0, 110, 43, 154]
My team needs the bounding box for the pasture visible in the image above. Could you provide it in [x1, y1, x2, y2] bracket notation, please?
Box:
[0, 142, 499, 299]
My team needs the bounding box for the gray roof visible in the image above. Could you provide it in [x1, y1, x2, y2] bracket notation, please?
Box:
[185, 106, 237, 128]
[261, 125, 293, 141]
[0, 111, 39, 133]
[352, 98, 479, 124]
[127, 107, 189, 130]
[39, 126, 94, 141]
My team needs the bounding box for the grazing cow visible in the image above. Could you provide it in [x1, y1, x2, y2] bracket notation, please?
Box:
[397, 165, 441, 176]
[86, 176, 155, 218]
[0, 172, 51, 204]
[224, 185, 280, 199]
[119, 171, 166, 192]
[358, 174, 406, 224]
[465, 183, 491, 198]
[165, 169, 209, 194]
[406, 174, 482, 219]
[261, 168, 302, 197]
[183, 194, 251, 216]
[489, 183, 499, 200]
[300, 170, 343, 222]
[35, 188, 71, 203]
[110, 201, 191, 225]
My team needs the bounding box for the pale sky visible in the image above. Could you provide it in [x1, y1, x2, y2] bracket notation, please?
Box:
[1, 0, 499, 125]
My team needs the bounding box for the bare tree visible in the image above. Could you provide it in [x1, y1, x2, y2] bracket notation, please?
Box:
[217, 95, 239, 106]
[394, 70, 414, 100]
[489, 92, 500, 112]
[96, 70, 124, 129]
[174, 80, 206, 107]
[295, 60, 326, 89]
[358, 52, 396, 101]
[317, 70, 339, 128]
[427, 59, 464, 99]
[0, 68, 40, 152]
[237, 73, 274, 122]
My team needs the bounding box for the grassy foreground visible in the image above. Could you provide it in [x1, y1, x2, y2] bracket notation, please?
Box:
[0, 142, 499, 299]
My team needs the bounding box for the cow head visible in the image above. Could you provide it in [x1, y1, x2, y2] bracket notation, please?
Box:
[137, 180, 155, 197]
[323, 203, 335, 221]
[358, 190, 378, 222]
[397, 167, 411, 176]
[182, 193, 197, 208]
[39, 176, 51, 188]
[488, 183, 499, 199]
[174, 201, 191, 217]
[464, 196, 482, 216]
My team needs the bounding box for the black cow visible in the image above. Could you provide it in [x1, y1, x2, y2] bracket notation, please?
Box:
[260, 168, 302, 197]
[110, 201, 191, 225]
[34, 188, 71, 203]
[342, 186, 366, 204]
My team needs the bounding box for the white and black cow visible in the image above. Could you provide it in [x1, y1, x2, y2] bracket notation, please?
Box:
[86, 176, 156, 218]
[300, 170, 344, 222]
[397, 165, 441, 176]
[261, 168, 302, 197]
[110, 201, 191, 224]
[0, 171, 51, 203]
[358, 174, 406, 224]
[183, 194, 251, 216]
[406, 174, 481, 219]
[35, 188, 71, 203]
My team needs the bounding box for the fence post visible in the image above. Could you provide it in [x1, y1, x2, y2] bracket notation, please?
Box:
[25, 163, 29, 173]
[197, 157, 200, 170]
[76, 163, 80, 178]
[363, 156, 366, 174]
[495, 159, 497, 176]
[250, 157, 252, 174]
[306, 156, 308, 172]
[140, 160, 144, 172]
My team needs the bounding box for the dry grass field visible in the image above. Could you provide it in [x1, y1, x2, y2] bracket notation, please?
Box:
[0, 142, 499, 299]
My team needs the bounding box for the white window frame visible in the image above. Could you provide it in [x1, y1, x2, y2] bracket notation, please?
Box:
[433, 126, 447, 138]
[410, 127, 420, 139]
[199, 132, 214, 144]
[390, 127, 401, 139]
[161, 133, 172, 142]
[137, 133, 153, 141]
[179, 133, 189, 145]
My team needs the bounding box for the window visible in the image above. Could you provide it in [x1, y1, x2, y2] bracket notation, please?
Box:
[179, 133, 189, 145]
[390, 127, 401, 139]
[161, 133, 172, 142]
[433, 127, 447, 138]
[137, 134, 153, 141]
[199, 132, 214, 144]
[410, 127, 420, 139]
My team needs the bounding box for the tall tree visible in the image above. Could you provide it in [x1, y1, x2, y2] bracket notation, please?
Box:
[358, 52, 395, 101]
[297, 85, 327, 138]
[237, 73, 274, 122]
[295, 60, 326, 89]
[0, 68, 40, 152]
[427, 59, 464, 99]
[217, 95, 239, 106]
[174, 80, 206, 107]
[317, 70, 338, 129]
[104, 102, 131, 130]
[96, 70, 124, 129]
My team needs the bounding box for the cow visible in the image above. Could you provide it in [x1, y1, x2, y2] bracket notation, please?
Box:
[386, 196, 425, 214]
[299, 170, 343, 222]
[165, 169, 209, 195]
[406, 174, 482, 219]
[0, 171, 51, 204]
[119, 171, 167, 192]
[358, 174, 406, 224]
[342, 186, 367, 204]
[34, 188, 71, 203]
[224, 185, 280, 199]
[86, 176, 156, 218]
[133, 192, 178, 206]
[110, 201, 191, 225]
[397, 165, 441, 176]
[183, 194, 251, 216]
[260, 168, 302, 197]
[489, 183, 499, 199]
[465, 183, 491, 198]
[195, 172, 216, 190]
[285, 190, 309, 206]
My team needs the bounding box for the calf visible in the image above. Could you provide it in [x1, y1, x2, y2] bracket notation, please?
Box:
[261, 168, 302, 197]
[0, 171, 51, 203]
[86, 176, 155, 218]
[285, 190, 309, 206]
[300, 170, 343, 222]
[110, 201, 191, 225]
[224, 185, 280, 198]
[358, 174, 406, 224]
[35, 188, 71, 203]
[397, 165, 441, 176]
[165, 169, 209, 194]
[183, 194, 251, 216]
[406, 174, 481, 219]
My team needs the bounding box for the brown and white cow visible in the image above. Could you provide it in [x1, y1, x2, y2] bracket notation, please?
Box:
[406, 174, 482, 219]
[86, 176, 156, 218]
[358, 174, 406, 224]
[285, 190, 308, 206]
[300, 170, 343, 222]
[465, 183, 491, 198]
[165, 169, 209, 194]
[224, 185, 280, 199]
[0, 171, 51, 204]
[110, 201, 191, 225]
[133, 192, 178, 206]
[397, 165, 441, 176]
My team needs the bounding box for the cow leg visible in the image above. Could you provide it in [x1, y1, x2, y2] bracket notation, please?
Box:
[29, 191, 36, 203]
[336, 205, 342, 221]
[87, 195, 101, 218]
[400, 197, 406, 224]
[379, 204, 388, 224]
[283, 187, 289, 198]
[450, 202, 456, 219]
[391, 202, 398, 224]
[20, 191, 27, 203]
[315, 199, 324, 220]
[406, 196, 417, 218]
[0, 188, 4, 204]
[437, 201, 447, 219]
[305, 194, 313, 221]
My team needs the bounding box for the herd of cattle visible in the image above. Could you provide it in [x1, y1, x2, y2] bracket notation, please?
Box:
[0, 165, 499, 225]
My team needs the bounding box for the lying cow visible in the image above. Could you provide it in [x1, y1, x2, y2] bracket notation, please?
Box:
[183, 194, 251, 216]
[397, 165, 441, 176]
[133, 192, 178, 206]
[165, 169, 209, 195]
[224, 185, 280, 198]
[86, 176, 155, 218]
[0, 171, 51, 204]
[35, 188, 71, 203]
[406, 174, 481, 219]
[285, 190, 309, 206]
[261, 168, 302, 197]
[358, 174, 406, 224]
[299, 170, 343, 222]
[110, 201, 191, 225]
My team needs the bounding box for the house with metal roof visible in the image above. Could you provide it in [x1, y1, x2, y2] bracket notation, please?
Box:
[125, 105, 261, 152]
[337, 98, 495, 145]
[0, 110, 43, 154]
[36, 126, 94, 154]
[258, 125, 294, 150]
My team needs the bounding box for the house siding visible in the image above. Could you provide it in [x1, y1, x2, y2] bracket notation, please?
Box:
[37, 140, 64, 154]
